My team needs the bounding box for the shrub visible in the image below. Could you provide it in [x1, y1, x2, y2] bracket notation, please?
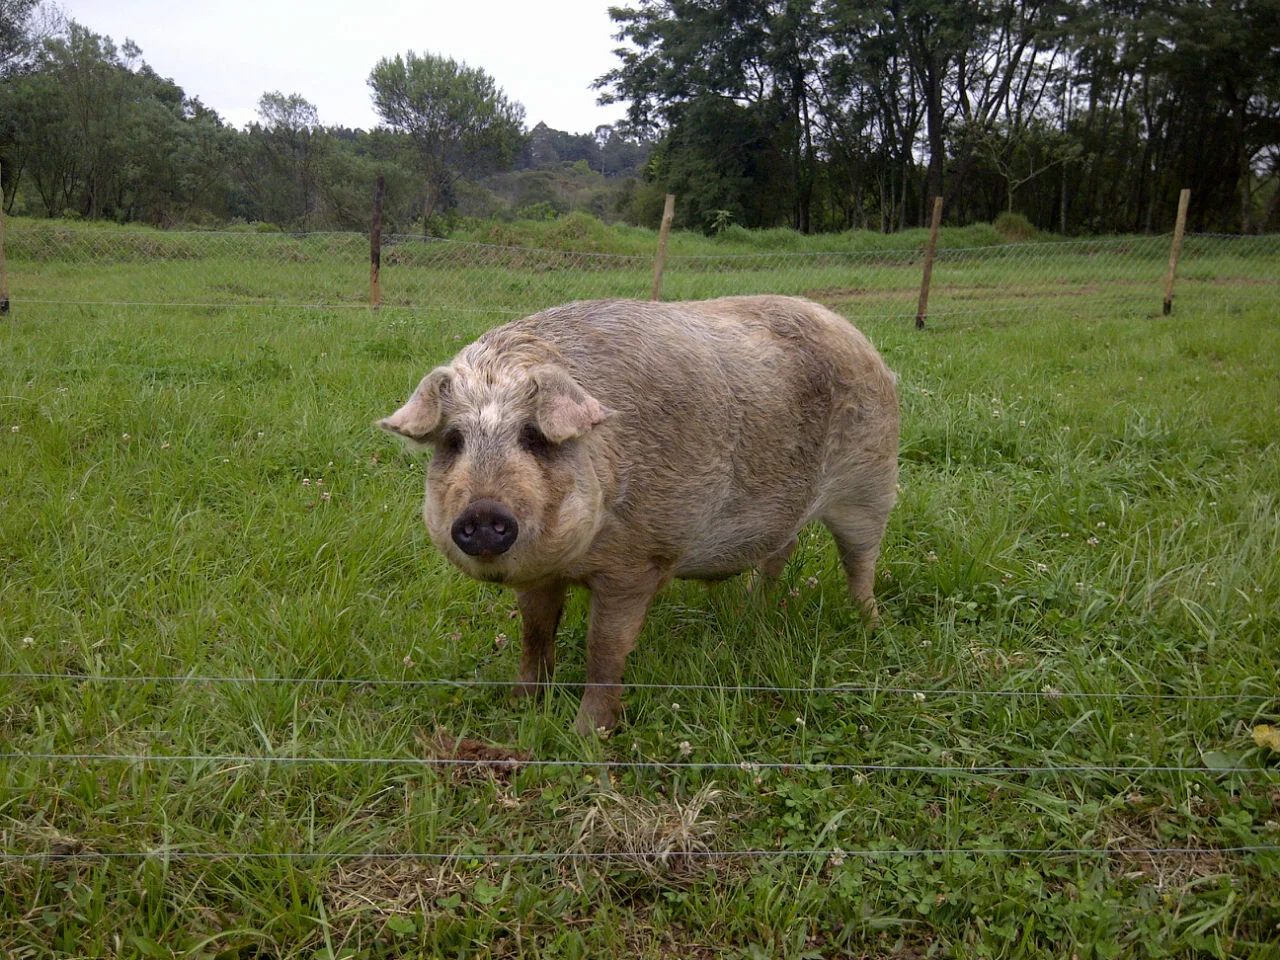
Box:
[516, 201, 559, 222]
[993, 211, 1038, 242]
[544, 211, 615, 251]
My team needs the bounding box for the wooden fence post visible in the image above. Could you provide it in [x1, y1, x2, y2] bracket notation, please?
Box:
[370, 175, 385, 309]
[1162, 188, 1191, 316]
[650, 193, 675, 301]
[0, 160, 9, 317]
[915, 196, 944, 330]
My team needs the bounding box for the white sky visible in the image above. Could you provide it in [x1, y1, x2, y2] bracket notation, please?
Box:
[59, 0, 630, 133]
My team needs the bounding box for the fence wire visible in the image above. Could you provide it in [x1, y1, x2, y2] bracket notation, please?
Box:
[1, 671, 1274, 703]
[7, 752, 1273, 776]
[4, 222, 1278, 878]
[6, 223, 1278, 324]
[4, 846, 1275, 863]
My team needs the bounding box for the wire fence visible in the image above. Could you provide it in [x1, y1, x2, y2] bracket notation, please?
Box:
[8, 751, 1274, 776]
[4, 222, 1278, 325]
[5, 846, 1275, 864]
[3, 220, 1279, 870]
[2, 671, 1277, 702]
[4, 667, 1278, 864]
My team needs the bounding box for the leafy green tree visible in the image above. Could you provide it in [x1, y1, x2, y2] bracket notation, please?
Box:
[0, 0, 54, 78]
[597, 0, 830, 231]
[0, 23, 133, 217]
[643, 96, 790, 232]
[46, 24, 134, 217]
[0, 20, 239, 223]
[1, 66, 78, 215]
[367, 51, 525, 228]
[123, 93, 236, 224]
[241, 92, 327, 226]
[824, 2, 925, 230]
[1157, 0, 1280, 231]
[593, 124, 652, 178]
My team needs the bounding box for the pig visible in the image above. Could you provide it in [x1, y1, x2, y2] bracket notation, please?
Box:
[379, 295, 899, 735]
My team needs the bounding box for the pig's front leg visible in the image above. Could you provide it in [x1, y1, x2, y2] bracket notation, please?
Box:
[514, 581, 567, 698]
[574, 571, 663, 735]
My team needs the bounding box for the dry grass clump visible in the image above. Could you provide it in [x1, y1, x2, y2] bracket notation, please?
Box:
[571, 783, 722, 878]
[325, 857, 464, 918]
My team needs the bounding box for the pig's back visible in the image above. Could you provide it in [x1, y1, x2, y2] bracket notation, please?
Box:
[518, 296, 895, 577]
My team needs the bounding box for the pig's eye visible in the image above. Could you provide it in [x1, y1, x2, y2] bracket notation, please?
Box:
[519, 424, 552, 458]
[439, 429, 464, 457]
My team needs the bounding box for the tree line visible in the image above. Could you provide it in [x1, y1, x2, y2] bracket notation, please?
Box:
[599, 0, 1280, 234]
[0, 5, 649, 232]
[1, 0, 1277, 236]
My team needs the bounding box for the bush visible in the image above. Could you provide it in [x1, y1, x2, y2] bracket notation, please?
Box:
[479, 222, 522, 247]
[543, 211, 616, 251]
[516, 201, 559, 222]
[993, 211, 1038, 242]
[619, 180, 669, 229]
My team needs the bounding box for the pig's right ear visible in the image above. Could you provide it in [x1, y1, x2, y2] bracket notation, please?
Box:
[377, 366, 452, 445]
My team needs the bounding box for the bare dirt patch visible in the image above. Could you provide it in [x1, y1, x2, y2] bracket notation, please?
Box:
[419, 727, 531, 782]
[1207, 275, 1279, 288]
[1102, 796, 1238, 890]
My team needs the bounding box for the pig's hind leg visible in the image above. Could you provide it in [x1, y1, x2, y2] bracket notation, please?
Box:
[821, 490, 894, 624]
[756, 536, 798, 579]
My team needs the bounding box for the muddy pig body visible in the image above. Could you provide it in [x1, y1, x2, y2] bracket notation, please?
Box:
[380, 295, 899, 734]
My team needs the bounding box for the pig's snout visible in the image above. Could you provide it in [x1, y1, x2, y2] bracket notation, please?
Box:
[451, 499, 519, 558]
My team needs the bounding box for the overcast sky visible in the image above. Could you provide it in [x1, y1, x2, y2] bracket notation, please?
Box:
[60, 0, 630, 133]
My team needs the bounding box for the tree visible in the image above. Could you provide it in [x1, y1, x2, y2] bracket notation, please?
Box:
[825, 2, 926, 230]
[367, 51, 525, 228]
[242, 92, 326, 226]
[596, 0, 831, 232]
[1, 66, 79, 215]
[643, 96, 790, 232]
[5, 22, 135, 218]
[1157, 0, 1280, 232]
[0, 0, 56, 78]
[978, 120, 1078, 213]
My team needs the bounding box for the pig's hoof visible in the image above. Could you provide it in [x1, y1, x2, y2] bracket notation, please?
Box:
[573, 704, 618, 737]
[512, 679, 550, 700]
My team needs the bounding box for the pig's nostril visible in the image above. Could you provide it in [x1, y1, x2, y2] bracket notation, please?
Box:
[451, 499, 519, 558]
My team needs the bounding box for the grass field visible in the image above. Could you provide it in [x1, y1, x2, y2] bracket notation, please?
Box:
[7, 218, 1278, 324]
[1, 222, 1279, 957]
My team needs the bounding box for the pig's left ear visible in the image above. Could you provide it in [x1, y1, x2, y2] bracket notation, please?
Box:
[530, 365, 614, 443]
[378, 366, 452, 445]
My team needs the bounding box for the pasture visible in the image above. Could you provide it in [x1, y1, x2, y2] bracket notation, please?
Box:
[1, 221, 1278, 958]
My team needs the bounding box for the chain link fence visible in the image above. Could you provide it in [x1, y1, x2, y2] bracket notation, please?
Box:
[4, 221, 1277, 325]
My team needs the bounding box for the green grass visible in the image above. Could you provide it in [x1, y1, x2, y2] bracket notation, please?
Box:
[1, 225, 1279, 958]
[9, 219, 1276, 328]
[446, 211, 1019, 255]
